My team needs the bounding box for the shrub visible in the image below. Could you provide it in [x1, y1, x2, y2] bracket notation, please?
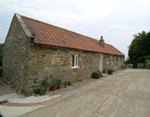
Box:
[34, 89, 40, 94]
[39, 91, 46, 95]
[42, 79, 49, 86]
[67, 81, 72, 86]
[64, 81, 72, 86]
[108, 69, 113, 74]
[146, 64, 150, 69]
[103, 69, 108, 74]
[52, 81, 58, 86]
[92, 71, 102, 79]
[57, 79, 62, 85]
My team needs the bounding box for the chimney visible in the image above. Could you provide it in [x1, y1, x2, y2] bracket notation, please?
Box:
[30, 34, 36, 42]
[99, 36, 104, 47]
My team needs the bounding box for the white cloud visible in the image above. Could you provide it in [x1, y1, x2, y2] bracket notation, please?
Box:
[1, 0, 150, 59]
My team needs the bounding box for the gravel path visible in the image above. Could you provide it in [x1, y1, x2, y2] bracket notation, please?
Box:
[20, 69, 150, 117]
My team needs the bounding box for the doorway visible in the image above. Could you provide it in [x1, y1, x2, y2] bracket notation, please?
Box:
[99, 53, 103, 72]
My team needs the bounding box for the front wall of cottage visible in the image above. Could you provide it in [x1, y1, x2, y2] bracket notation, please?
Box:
[103, 54, 124, 70]
[27, 45, 100, 88]
[3, 15, 29, 90]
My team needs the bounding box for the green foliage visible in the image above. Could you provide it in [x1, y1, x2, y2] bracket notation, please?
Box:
[144, 56, 150, 64]
[57, 79, 62, 85]
[34, 89, 40, 94]
[0, 44, 4, 66]
[41, 79, 49, 86]
[128, 31, 150, 67]
[39, 91, 46, 95]
[92, 71, 101, 79]
[64, 81, 72, 86]
[52, 81, 58, 86]
[108, 69, 113, 74]
[67, 81, 72, 86]
[92, 70, 102, 79]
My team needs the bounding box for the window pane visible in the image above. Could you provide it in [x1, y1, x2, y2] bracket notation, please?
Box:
[77, 55, 78, 66]
[74, 55, 76, 66]
[76, 55, 77, 66]
[72, 55, 74, 66]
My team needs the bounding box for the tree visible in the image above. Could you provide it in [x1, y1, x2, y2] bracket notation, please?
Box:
[0, 43, 4, 66]
[128, 31, 150, 67]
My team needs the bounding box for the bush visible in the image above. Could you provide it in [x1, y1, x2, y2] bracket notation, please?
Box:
[0, 67, 3, 77]
[0, 44, 4, 66]
[34, 89, 40, 94]
[52, 81, 57, 86]
[67, 81, 72, 86]
[108, 69, 113, 74]
[146, 64, 150, 69]
[57, 79, 62, 85]
[42, 79, 49, 86]
[39, 91, 46, 95]
[103, 69, 108, 74]
[92, 71, 102, 79]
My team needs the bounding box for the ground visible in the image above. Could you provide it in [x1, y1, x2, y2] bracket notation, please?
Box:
[0, 78, 16, 96]
[2, 69, 150, 117]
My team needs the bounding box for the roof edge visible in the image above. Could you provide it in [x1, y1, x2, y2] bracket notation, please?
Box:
[32, 42, 124, 56]
[21, 14, 98, 41]
[110, 44, 124, 56]
[15, 13, 32, 37]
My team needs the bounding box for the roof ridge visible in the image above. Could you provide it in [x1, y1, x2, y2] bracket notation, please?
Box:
[20, 14, 99, 42]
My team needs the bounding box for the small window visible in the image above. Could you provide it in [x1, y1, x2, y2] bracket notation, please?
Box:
[72, 54, 78, 67]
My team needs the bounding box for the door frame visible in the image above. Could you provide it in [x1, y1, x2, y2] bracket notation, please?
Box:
[99, 53, 103, 72]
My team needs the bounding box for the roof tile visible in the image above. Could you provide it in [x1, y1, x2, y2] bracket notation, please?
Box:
[21, 15, 124, 56]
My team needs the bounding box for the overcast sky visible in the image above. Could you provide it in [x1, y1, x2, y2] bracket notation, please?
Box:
[0, 0, 150, 59]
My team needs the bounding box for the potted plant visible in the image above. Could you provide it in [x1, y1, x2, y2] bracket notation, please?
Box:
[67, 81, 72, 86]
[34, 89, 40, 97]
[42, 79, 50, 92]
[39, 91, 46, 96]
[64, 81, 72, 87]
[91, 71, 102, 79]
[51, 81, 57, 91]
[108, 68, 113, 74]
[64, 81, 68, 88]
[57, 79, 62, 89]
[103, 69, 108, 74]
[39, 86, 45, 91]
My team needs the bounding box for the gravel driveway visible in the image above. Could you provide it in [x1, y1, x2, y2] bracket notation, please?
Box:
[20, 69, 150, 117]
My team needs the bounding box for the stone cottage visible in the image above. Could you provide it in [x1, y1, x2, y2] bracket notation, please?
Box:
[3, 13, 124, 93]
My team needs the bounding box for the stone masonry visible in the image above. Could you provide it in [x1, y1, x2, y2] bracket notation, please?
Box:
[3, 14, 30, 92]
[103, 54, 124, 70]
[26, 45, 100, 89]
[26, 45, 124, 89]
[3, 14, 124, 94]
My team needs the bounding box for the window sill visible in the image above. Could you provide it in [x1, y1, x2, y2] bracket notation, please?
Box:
[72, 66, 79, 69]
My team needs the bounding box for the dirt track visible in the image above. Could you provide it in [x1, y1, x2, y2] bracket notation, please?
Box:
[20, 69, 150, 117]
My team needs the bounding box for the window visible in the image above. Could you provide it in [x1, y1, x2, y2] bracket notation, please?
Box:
[72, 54, 78, 67]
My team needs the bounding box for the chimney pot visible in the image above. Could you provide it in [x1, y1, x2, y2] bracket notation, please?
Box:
[99, 36, 105, 47]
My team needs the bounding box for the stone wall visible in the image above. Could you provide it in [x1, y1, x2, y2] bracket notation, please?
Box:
[137, 63, 145, 68]
[103, 54, 124, 71]
[26, 45, 100, 88]
[3, 15, 30, 91]
[3, 15, 124, 93]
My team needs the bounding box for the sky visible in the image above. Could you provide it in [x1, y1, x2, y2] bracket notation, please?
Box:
[0, 0, 150, 59]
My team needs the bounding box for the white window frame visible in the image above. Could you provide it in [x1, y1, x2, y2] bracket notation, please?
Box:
[72, 54, 79, 68]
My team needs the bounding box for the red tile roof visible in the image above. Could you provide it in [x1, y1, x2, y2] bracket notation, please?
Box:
[21, 15, 124, 56]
